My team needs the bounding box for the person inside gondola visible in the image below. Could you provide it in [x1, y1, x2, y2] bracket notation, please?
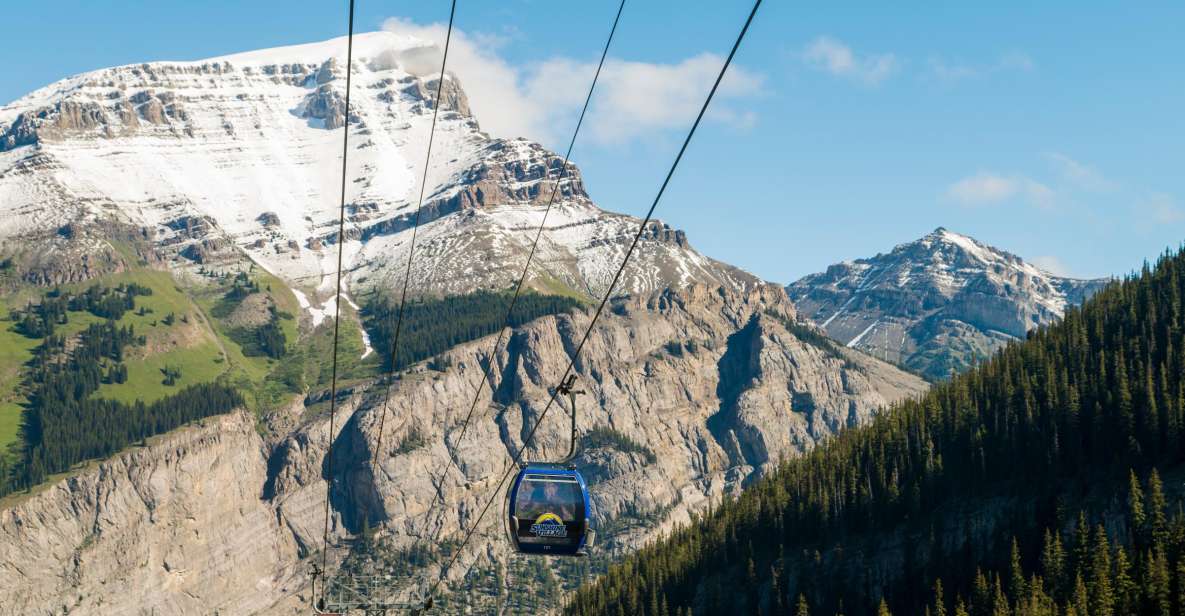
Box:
[514, 476, 583, 548]
[517, 481, 577, 522]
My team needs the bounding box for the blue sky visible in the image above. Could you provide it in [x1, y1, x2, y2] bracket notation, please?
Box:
[3, 1, 1183, 282]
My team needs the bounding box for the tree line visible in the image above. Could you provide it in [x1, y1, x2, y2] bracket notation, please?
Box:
[1, 318, 241, 497]
[364, 289, 584, 372]
[566, 245, 1185, 616]
[10, 283, 152, 338]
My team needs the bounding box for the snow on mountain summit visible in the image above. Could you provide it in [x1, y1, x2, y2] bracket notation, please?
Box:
[1, 32, 431, 119]
[207, 31, 433, 68]
[787, 227, 1109, 380]
[0, 33, 753, 303]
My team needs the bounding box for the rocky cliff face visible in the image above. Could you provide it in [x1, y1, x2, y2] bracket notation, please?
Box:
[0, 284, 926, 613]
[787, 228, 1110, 381]
[0, 411, 305, 615]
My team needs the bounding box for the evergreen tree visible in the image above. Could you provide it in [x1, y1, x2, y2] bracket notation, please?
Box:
[1130, 469, 1147, 543]
[932, 579, 946, 616]
[1149, 548, 1171, 616]
[1040, 529, 1065, 597]
[1088, 524, 1113, 616]
[1070, 573, 1089, 616]
[1113, 545, 1135, 615]
[1008, 538, 1026, 603]
[1149, 468, 1168, 544]
[794, 593, 809, 616]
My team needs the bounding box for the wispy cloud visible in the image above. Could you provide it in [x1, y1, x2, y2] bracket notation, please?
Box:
[801, 36, 898, 85]
[1142, 193, 1184, 224]
[794, 36, 1033, 86]
[946, 172, 1054, 208]
[997, 51, 1036, 72]
[527, 54, 764, 144]
[1044, 152, 1116, 191]
[1030, 255, 1072, 277]
[927, 58, 978, 81]
[949, 158, 1182, 240]
[382, 18, 764, 145]
[926, 51, 1036, 82]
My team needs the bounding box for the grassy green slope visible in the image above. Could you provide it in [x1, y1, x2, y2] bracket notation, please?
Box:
[0, 265, 330, 452]
[0, 270, 231, 451]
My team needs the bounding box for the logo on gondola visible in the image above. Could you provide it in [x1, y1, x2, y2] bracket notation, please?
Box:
[529, 513, 568, 538]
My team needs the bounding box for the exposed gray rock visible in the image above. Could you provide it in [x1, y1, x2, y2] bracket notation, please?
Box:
[179, 237, 229, 264]
[0, 412, 304, 615]
[315, 58, 339, 85]
[257, 211, 282, 228]
[0, 284, 926, 614]
[788, 227, 1110, 380]
[0, 33, 934, 613]
[224, 291, 275, 329]
[280, 283, 926, 602]
[300, 85, 349, 129]
[424, 74, 471, 116]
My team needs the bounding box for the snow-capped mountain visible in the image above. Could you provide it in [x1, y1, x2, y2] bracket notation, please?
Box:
[0, 31, 753, 303]
[787, 228, 1109, 380]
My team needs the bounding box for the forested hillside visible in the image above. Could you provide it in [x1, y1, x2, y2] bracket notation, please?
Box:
[567, 246, 1185, 616]
[0, 280, 244, 497]
[364, 289, 584, 371]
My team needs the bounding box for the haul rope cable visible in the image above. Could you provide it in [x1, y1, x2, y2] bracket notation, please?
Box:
[420, 0, 763, 608]
[317, 0, 357, 605]
[316, 0, 457, 606]
[408, 0, 627, 559]
[369, 0, 457, 493]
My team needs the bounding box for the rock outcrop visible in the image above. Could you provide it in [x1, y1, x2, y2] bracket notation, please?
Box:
[271, 283, 926, 605]
[0, 411, 304, 615]
[0, 284, 925, 614]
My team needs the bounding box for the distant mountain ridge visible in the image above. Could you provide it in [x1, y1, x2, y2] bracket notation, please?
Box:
[787, 227, 1109, 380]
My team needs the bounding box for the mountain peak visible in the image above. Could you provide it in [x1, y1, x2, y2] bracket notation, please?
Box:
[788, 230, 1109, 380]
[906, 227, 1032, 273]
[206, 31, 429, 67]
[921, 226, 982, 247]
[0, 32, 756, 308]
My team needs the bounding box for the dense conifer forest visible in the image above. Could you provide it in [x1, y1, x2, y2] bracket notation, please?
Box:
[11, 283, 152, 338]
[0, 286, 242, 498]
[364, 289, 584, 371]
[567, 246, 1185, 616]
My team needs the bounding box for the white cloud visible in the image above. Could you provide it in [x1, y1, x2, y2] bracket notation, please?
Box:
[533, 55, 764, 144]
[1030, 255, 1072, 277]
[381, 18, 763, 145]
[1044, 152, 1116, 191]
[927, 58, 978, 81]
[946, 172, 1055, 208]
[801, 36, 897, 85]
[1144, 193, 1184, 224]
[997, 51, 1035, 72]
[926, 50, 1036, 82]
[948, 173, 1017, 204]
